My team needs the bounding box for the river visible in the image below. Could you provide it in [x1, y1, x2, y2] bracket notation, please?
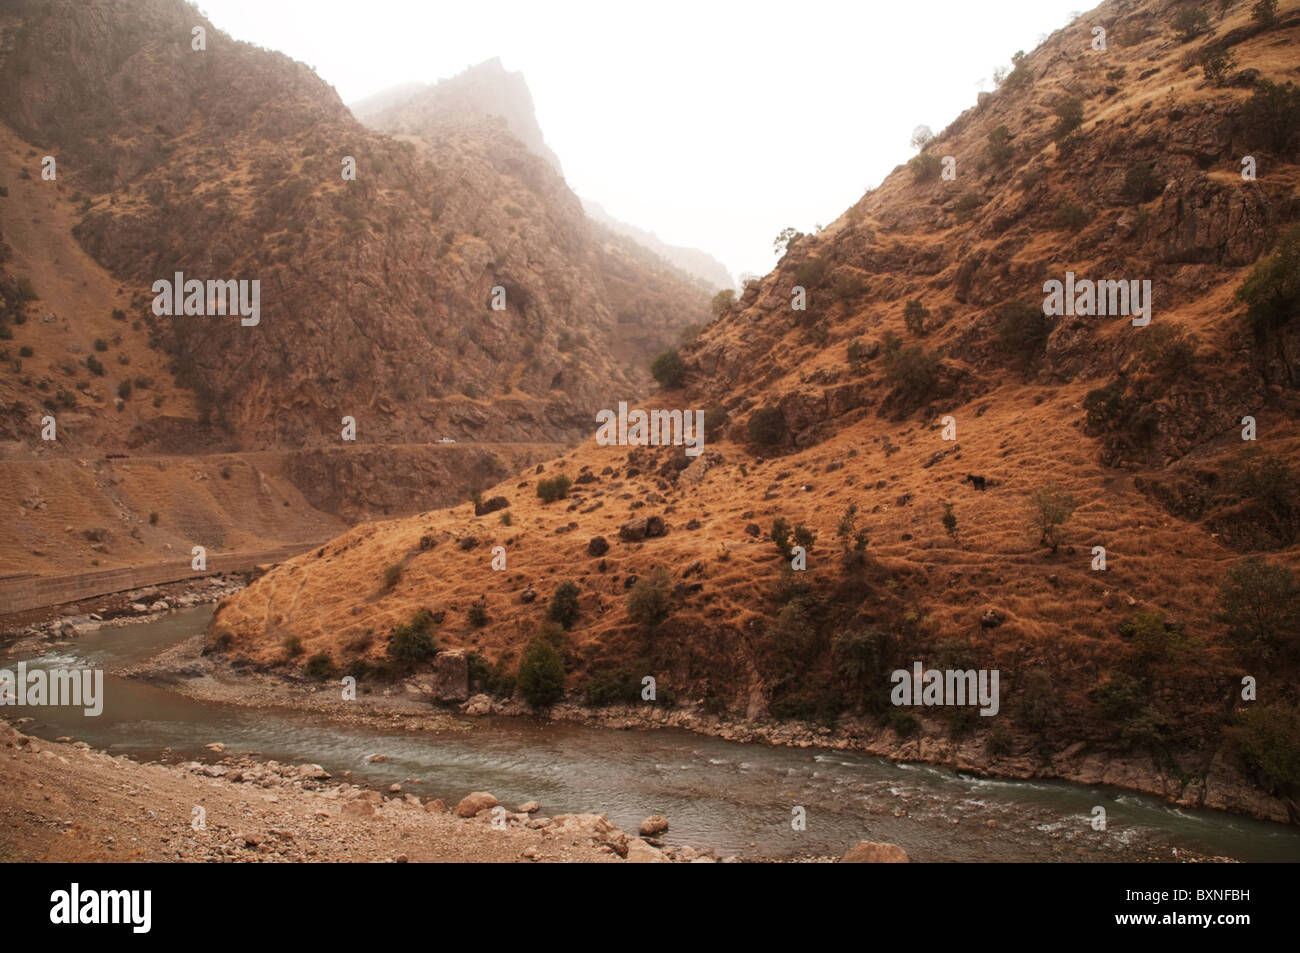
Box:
[6, 606, 1299, 861]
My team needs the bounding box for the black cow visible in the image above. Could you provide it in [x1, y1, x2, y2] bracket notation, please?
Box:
[964, 474, 987, 491]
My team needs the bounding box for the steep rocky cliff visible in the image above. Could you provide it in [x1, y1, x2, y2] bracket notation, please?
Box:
[0, 0, 710, 451]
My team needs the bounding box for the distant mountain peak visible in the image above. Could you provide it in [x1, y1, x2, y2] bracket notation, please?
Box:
[351, 57, 563, 176]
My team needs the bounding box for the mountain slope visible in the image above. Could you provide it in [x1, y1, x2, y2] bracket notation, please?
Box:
[202, 0, 1300, 820]
[0, 0, 710, 451]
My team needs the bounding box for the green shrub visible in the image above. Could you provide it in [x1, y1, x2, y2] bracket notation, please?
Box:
[1229, 705, 1300, 789]
[835, 503, 869, 553]
[85, 355, 105, 376]
[1017, 668, 1058, 731]
[1051, 97, 1084, 140]
[904, 299, 930, 335]
[746, 406, 785, 446]
[1052, 203, 1089, 229]
[704, 404, 729, 441]
[1239, 81, 1300, 154]
[93, 338, 108, 352]
[986, 724, 1014, 756]
[1027, 485, 1078, 552]
[303, 653, 337, 680]
[117, 379, 132, 400]
[582, 666, 645, 706]
[1201, 46, 1237, 84]
[846, 338, 873, 370]
[954, 193, 981, 223]
[548, 581, 581, 629]
[996, 51, 1033, 91]
[149, 511, 159, 525]
[711, 288, 736, 316]
[626, 567, 672, 626]
[282, 634, 304, 657]
[908, 152, 941, 183]
[986, 126, 1014, 167]
[770, 690, 844, 729]
[382, 563, 403, 589]
[1122, 162, 1162, 204]
[18, 345, 32, 357]
[1172, 6, 1210, 41]
[942, 502, 958, 538]
[1228, 448, 1297, 535]
[111, 308, 126, 321]
[887, 710, 920, 737]
[832, 272, 869, 299]
[1235, 224, 1300, 350]
[650, 349, 687, 389]
[770, 517, 792, 557]
[467, 595, 488, 628]
[1091, 672, 1147, 721]
[467, 652, 515, 697]
[517, 634, 565, 707]
[795, 257, 828, 288]
[993, 300, 1049, 366]
[1215, 556, 1300, 660]
[882, 342, 940, 403]
[387, 609, 437, 664]
[1252, 0, 1279, 24]
[536, 474, 572, 503]
[1133, 324, 1198, 376]
[1123, 610, 1192, 667]
[833, 628, 888, 702]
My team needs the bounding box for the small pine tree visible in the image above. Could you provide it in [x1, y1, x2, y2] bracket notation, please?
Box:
[517, 635, 565, 707]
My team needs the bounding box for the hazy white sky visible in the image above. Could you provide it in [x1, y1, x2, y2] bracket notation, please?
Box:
[197, 0, 1086, 281]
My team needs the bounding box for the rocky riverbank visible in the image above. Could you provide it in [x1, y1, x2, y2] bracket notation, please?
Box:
[117, 626, 1294, 829]
[0, 719, 745, 863]
[0, 573, 247, 653]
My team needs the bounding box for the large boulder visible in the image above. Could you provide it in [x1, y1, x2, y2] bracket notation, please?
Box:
[546, 813, 629, 858]
[455, 792, 501, 817]
[618, 516, 667, 542]
[639, 814, 669, 836]
[431, 649, 469, 702]
[841, 841, 910, 863]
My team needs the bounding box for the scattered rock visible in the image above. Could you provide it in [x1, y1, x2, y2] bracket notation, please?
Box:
[455, 791, 500, 818]
[639, 814, 669, 836]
